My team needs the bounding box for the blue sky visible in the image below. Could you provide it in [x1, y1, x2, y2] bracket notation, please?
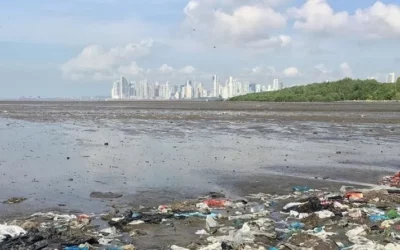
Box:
[0, 0, 399, 98]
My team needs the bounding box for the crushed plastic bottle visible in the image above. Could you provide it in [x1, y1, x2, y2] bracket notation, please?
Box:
[292, 186, 310, 192]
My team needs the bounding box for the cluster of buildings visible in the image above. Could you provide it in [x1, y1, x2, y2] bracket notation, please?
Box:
[111, 76, 284, 100]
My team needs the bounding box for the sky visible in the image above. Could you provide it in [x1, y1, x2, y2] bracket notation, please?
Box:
[0, 0, 399, 98]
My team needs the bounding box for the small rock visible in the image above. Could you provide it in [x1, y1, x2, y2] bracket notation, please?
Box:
[104, 142, 109, 146]
[66, 157, 70, 160]
[68, 178, 73, 181]
[90, 192, 123, 199]
[336, 151, 342, 154]
[3, 197, 27, 204]
[130, 229, 148, 237]
[21, 221, 37, 230]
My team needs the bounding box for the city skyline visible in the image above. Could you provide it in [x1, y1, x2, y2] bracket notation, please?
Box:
[110, 75, 285, 100]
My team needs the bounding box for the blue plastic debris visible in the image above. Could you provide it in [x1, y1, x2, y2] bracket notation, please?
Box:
[292, 186, 310, 192]
[131, 212, 141, 218]
[268, 247, 279, 250]
[290, 222, 305, 229]
[369, 214, 388, 222]
[64, 247, 89, 250]
[314, 227, 323, 233]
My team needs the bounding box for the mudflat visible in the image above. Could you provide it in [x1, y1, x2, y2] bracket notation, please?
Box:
[0, 101, 399, 217]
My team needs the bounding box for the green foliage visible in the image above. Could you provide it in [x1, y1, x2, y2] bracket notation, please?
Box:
[230, 78, 400, 102]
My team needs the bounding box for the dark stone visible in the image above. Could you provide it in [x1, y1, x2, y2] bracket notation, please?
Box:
[90, 192, 122, 199]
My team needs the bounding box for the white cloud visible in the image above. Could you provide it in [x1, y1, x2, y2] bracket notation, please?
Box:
[289, 0, 400, 39]
[339, 62, 352, 77]
[314, 64, 330, 75]
[244, 35, 292, 48]
[282, 67, 300, 77]
[61, 40, 152, 80]
[353, 1, 400, 39]
[288, 0, 349, 33]
[159, 64, 174, 73]
[179, 66, 196, 74]
[183, 0, 289, 48]
[250, 65, 276, 75]
[312, 63, 353, 82]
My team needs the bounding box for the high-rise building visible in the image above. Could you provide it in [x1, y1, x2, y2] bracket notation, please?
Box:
[228, 76, 233, 98]
[255, 84, 261, 93]
[213, 75, 219, 98]
[387, 73, 395, 83]
[278, 82, 284, 90]
[273, 79, 279, 91]
[143, 80, 148, 99]
[185, 80, 193, 99]
[111, 80, 120, 99]
[120, 76, 129, 99]
[249, 83, 256, 93]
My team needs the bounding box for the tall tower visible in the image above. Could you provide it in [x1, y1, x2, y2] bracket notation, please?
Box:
[213, 75, 219, 98]
[387, 73, 395, 83]
[228, 76, 233, 98]
[120, 76, 129, 99]
[273, 79, 279, 91]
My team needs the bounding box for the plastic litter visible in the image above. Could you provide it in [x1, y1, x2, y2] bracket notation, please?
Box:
[203, 199, 232, 208]
[315, 210, 334, 219]
[196, 229, 210, 235]
[379, 172, 400, 187]
[171, 245, 189, 250]
[290, 222, 305, 230]
[0, 225, 26, 242]
[1, 172, 400, 250]
[292, 186, 310, 192]
[369, 214, 389, 222]
[387, 209, 400, 219]
[206, 215, 219, 234]
[348, 208, 363, 218]
[345, 192, 364, 201]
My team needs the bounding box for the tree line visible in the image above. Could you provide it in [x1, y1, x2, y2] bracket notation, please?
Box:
[230, 78, 400, 102]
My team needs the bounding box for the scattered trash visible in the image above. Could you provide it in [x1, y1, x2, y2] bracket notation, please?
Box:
[345, 191, 364, 201]
[290, 222, 305, 230]
[379, 172, 400, 187]
[369, 214, 389, 222]
[202, 199, 232, 208]
[292, 186, 310, 192]
[206, 215, 218, 234]
[1, 173, 400, 250]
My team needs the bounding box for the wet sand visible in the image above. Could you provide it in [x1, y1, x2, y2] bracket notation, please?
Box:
[0, 101, 399, 220]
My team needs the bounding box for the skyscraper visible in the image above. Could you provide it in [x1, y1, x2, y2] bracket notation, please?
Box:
[228, 76, 233, 98]
[120, 76, 129, 99]
[273, 79, 279, 91]
[111, 80, 120, 99]
[387, 73, 395, 83]
[213, 75, 219, 98]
